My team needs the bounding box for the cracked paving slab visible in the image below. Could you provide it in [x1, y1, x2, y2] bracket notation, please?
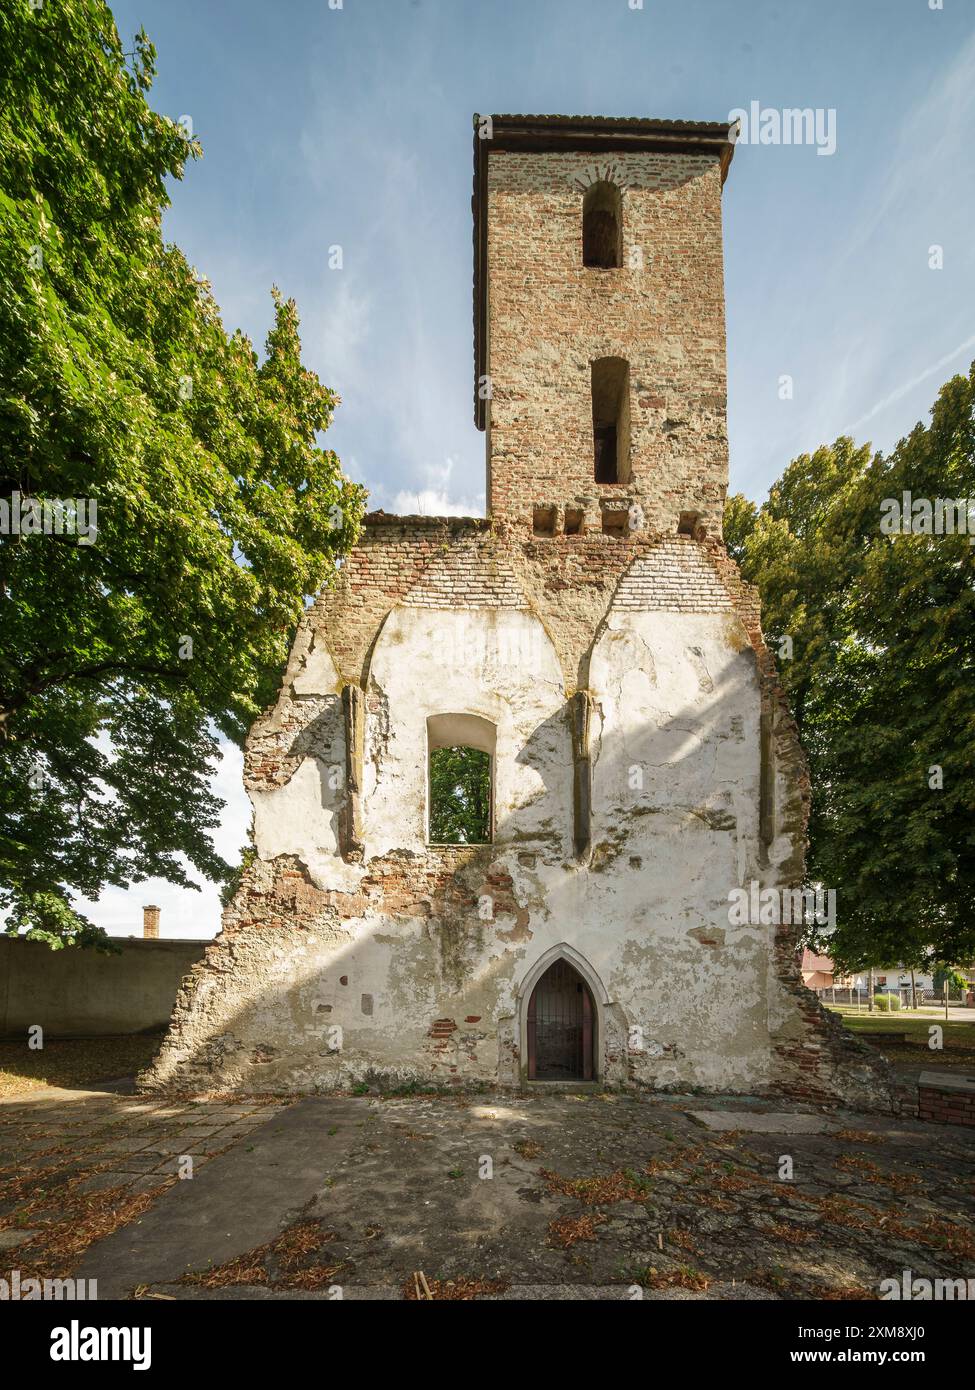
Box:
[687, 1111, 839, 1134]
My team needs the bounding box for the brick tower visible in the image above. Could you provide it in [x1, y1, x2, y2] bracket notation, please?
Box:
[475, 115, 731, 540]
[145, 116, 890, 1109]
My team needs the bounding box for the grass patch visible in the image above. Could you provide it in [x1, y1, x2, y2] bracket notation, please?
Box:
[825, 1009, 975, 1044]
[826, 1010, 975, 1071]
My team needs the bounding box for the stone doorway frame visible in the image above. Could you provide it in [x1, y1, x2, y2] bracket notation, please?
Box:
[516, 944, 610, 1086]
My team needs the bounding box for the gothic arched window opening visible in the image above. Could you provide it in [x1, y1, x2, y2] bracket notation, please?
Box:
[427, 713, 495, 845]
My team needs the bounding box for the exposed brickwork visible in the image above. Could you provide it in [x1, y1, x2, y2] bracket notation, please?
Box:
[509, 533, 641, 689]
[311, 514, 490, 686]
[918, 1076, 975, 1127]
[403, 537, 527, 609]
[215, 845, 532, 948]
[486, 151, 729, 537]
[244, 689, 341, 794]
[613, 537, 732, 611]
[429, 1019, 458, 1038]
[768, 928, 894, 1108]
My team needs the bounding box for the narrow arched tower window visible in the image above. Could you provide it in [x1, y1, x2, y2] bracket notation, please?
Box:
[591, 356, 630, 483]
[582, 181, 622, 268]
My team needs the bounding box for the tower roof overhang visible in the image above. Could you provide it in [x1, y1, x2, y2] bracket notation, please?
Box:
[472, 113, 736, 429]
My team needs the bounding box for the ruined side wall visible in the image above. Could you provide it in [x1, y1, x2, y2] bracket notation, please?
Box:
[701, 538, 893, 1106]
[144, 527, 892, 1108]
[244, 623, 350, 890]
[486, 151, 728, 535]
[144, 587, 584, 1092]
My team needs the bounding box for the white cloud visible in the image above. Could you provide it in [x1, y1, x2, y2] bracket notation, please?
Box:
[391, 487, 485, 517]
[847, 334, 975, 435]
[316, 275, 374, 398]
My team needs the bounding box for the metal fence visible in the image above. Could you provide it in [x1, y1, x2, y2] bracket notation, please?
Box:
[814, 985, 971, 1009]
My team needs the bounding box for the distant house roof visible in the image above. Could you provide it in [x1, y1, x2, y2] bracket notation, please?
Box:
[471, 113, 736, 429]
[800, 949, 835, 976]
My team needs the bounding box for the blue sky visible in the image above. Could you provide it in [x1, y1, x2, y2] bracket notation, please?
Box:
[93, 0, 975, 938]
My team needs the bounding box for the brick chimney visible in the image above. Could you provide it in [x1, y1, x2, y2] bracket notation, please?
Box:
[143, 904, 160, 939]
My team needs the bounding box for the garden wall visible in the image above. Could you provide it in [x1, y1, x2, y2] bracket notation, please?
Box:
[0, 936, 207, 1039]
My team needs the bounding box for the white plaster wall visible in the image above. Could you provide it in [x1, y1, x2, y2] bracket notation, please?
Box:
[297, 601, 778, 1093]
[249, 630, 360, 891]
[583, 608, 773, 1090]
[362, 606, 573, 859]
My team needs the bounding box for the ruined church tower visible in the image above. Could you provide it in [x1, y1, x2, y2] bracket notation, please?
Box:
[146, 116, 886, 1106]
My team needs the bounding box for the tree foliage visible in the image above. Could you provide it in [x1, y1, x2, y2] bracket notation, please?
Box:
[429, 747, 492, 845]
[0, 0, 365, 945]
[728, 367, 975, 973]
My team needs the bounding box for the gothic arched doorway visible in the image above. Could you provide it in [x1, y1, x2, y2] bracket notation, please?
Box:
[526, 958, 595, 1081]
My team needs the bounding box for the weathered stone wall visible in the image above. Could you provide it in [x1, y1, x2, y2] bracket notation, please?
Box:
[486, 151, 729, 537]
[144, 524, 891, 1108]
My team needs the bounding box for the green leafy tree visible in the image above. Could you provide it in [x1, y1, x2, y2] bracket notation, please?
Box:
[429, 747, 492, 844]
[721, 492, 757, 567]
[219, 843, 257, 911]
[932, 966, 968, 996]
[729, 366, 975, 974]
[0, 0, 365, 946]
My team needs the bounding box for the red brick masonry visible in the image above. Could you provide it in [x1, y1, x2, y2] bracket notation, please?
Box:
[917, 1071, 975, 1127]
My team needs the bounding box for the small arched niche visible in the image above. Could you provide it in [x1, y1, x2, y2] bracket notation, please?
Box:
[426, 713, 496, 845]
[582, 181, 623, 269]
